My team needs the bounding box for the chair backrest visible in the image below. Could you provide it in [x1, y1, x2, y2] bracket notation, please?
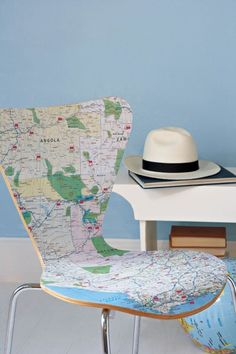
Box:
[0, 97, 132, 265]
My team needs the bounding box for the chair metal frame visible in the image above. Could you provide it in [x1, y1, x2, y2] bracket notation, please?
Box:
[4, 284, 114, 354]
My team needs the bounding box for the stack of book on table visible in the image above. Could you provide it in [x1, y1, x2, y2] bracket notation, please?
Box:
[169, 225, 227, 257]
[128, 166, 236, 189]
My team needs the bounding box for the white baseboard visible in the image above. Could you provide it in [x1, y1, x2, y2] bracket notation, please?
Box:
[1, 238, 236, 283]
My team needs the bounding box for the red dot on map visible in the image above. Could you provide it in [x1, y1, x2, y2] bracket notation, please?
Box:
[14, 123, 19, 128]
[57, 116, 63, 121]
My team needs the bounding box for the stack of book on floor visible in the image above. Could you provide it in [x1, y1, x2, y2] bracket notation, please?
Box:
[169, 225, 227, 257]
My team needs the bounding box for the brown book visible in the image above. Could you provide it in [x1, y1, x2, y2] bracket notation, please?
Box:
[170, 226, 226, 248]
[169, 246, 226, 257]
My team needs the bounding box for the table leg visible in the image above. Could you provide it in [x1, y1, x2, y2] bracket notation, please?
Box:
[139, 220, 157, 251]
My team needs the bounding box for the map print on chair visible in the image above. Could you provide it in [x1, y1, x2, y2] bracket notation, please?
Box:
[0, 97, 227, 320]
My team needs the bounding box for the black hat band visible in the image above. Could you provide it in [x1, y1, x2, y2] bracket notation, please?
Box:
[142, 159, 199, 173]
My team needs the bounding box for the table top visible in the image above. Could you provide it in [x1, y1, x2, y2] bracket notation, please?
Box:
[113, 166, 236, 222]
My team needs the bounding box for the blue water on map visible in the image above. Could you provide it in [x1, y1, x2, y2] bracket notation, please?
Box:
[46, 285, 219, 316]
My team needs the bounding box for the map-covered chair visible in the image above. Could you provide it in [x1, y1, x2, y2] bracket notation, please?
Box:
[0, 97, 232, 354]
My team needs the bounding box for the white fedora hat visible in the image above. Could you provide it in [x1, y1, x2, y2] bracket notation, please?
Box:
[125, 127, 220, 180]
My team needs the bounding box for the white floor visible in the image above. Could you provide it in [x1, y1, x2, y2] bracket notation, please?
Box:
[0, 283, 205, 354]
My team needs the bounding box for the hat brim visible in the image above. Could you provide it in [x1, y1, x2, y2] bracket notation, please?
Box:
[125, 155, 221, 180]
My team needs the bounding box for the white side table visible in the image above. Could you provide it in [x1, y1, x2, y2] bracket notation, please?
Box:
[113, 167, 236, 251]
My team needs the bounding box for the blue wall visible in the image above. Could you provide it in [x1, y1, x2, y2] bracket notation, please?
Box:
[0, 0, 236, 240]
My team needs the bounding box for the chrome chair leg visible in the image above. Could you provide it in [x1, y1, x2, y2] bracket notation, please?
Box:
[101, 309, 111, 354]
[227, 275, 236, 312]
[132, 316, 141, 354]
[4, 283, 41, 354]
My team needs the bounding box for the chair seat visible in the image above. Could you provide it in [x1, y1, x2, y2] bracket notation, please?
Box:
[41, 249, 227, 319]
